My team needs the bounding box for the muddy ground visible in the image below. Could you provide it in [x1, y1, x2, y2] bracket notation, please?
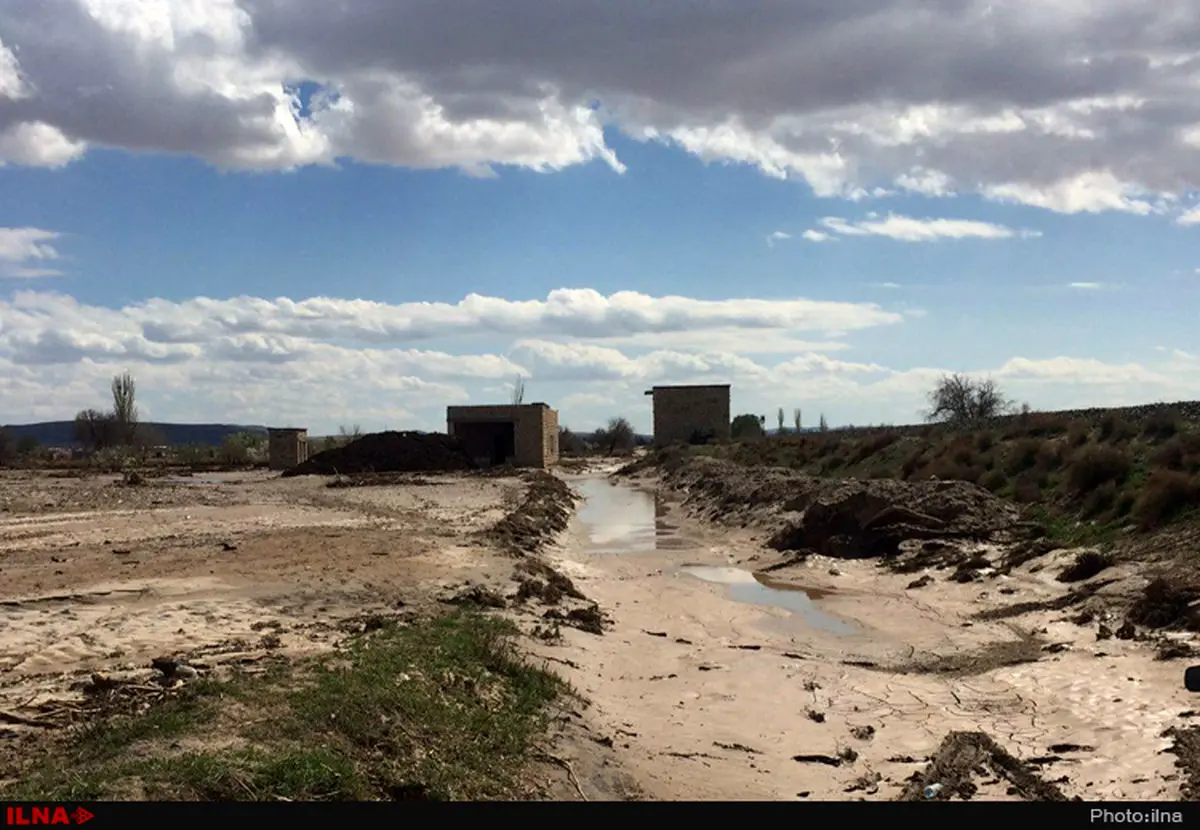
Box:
[2, 454, 1198, 800]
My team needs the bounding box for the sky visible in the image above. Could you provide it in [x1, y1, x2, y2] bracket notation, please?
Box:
[0, 1, 1199, 436]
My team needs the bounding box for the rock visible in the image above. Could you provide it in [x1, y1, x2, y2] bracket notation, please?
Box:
[1097, 624, 1114, 640]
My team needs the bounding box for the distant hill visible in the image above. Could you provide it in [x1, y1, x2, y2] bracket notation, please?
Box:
[0, 421, 268, 448]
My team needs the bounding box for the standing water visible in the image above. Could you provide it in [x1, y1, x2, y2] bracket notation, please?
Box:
[678, 566, 857, 636]
[574, 478, 663, 553]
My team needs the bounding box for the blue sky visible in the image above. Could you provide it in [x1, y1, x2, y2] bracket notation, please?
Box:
[1, 1, 1199, 435]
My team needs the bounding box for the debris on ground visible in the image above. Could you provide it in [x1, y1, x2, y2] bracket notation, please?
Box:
[887, 625, 1044, 678]
[326, 472, 442, 488]
[543, 604, 606, 635]
[1127, 578, 1200, 631]
[282, 431, 477, 476]
[658, 457, 1019, 565]
[1162, 726, 1200, 800]
[1056, 551, 1114, 583]
[480, 472, 579, 555]
[897, 730, 1069, 801]
[439, 584, 508, 609]
[512, 559, 586, 605]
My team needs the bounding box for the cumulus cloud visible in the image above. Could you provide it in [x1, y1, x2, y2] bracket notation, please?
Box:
[1, 2, 1200, 211]
[1179, 206, 1200, 226]
[812, 214, 1040, 242]
[802, 229, 834, 243]
[766, 230, 790, 247]
[0, 227, 64, 278]
[0, 285, 1197, 433]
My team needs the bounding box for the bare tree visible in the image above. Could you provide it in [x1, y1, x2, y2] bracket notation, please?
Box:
[793, 408, 802, 431]
[0, 428, 10, 465]
[777, 407, 785, 434]
[818, 413, 828, 432]
[74, 408, 118, 453]
[111, 371, 138, 444]
[593, 416, 636, 455]
[511, 375, 526, 405]
[339, 424, 362, 440]
[925, 373, 1011, 424]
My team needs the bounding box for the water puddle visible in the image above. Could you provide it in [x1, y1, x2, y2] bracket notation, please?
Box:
[574, 478, 679, 553]
[679, 566, 857, 636]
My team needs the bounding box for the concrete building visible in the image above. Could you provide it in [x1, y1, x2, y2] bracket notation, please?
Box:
[446, 403, 559, 468]
[644, 384, 731, 446]
[267, 427, 309, 471]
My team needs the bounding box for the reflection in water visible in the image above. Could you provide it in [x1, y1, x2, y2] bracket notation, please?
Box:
[574, 477, 664, 553]
[679, 566, 857, 636]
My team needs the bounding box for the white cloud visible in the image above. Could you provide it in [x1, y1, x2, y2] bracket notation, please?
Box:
[1, 3, 1199, 211]
[870, 282, 903, 289]
[1, 285, 1198, 433]
[0, 227, 64, 278]
[766, 230, 791, 247]
[814, 214, 1039, 242]
[1068, 282, 1105, 289]
[802, 229, 834, 242]
[1178, 207, 1200, 226]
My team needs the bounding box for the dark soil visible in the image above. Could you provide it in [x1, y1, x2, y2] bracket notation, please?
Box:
[659, 457, 1020, 564]
[1057, 551, 1113, 583]
[480, 472, 579, 555]
[885, 625, 1044, 678]
[971, 578, 1120, 621]
[1127, 578, 1200, 631]
[1163, 726, 1200, 800]
[512, 559, 586, 605]
[282, 432, 476, 476]
[897, 731, 1069, 801]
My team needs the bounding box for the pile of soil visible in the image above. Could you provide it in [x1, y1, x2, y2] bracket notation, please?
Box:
[479, 472, 579, 555]
[663, 457, 1019, 560]
[898, 731, 1069, 801]
[282, 432, 476, 476]
[1127, 578, 1200, 631]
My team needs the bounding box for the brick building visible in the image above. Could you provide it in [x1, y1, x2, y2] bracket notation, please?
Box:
[644, 384, 731, 446]
[446, 403, 559, 468]
[267, 427, 309, 471]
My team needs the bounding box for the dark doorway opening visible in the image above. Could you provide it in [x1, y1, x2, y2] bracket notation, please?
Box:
[451, 420, 516, 466]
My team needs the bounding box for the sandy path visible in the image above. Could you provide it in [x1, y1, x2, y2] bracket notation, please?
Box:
[0, 471, 526, 722]
[529, 473, 1197, 801]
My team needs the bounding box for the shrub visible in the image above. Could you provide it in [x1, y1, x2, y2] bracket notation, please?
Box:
[1098, 414, 1138, 443]
[1012, 471, 1045, 503]
[1003, 439, 1044, 476]
[1132, 470, 1200, 530]
[980, 469, 1008, 493]
[1143, 408, 1182, 441]
[1065, 422, 1091, 447]
[1036, 441, 1066, 470]
[975, 431, 997, 452]
[1065, 446, 1132, 494]
[1080, 481, 1117, 519]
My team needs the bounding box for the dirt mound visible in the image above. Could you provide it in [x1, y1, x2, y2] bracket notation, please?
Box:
[898, 731, 1069, 801]
[661, 457, 1018, 560]
[1127, 578, 1200, 631]
[479, 472, 579, 555]
[282, 432, 476, 476]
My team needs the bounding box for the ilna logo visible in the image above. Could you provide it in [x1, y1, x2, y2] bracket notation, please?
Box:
[4, 807, 94, 825]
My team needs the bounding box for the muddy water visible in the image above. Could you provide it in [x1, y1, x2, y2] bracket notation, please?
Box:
[574, 476, 856, 634]
[678, 566, 857, 636]
[574, 478, 671, 553]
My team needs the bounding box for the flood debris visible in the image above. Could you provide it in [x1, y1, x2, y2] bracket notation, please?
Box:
[1161, 726, 1200, 800]
[1057, 551, 1113, 583]
[480, 473, 579, 556]
[897, 731, 1070, 801]
[512, 559, 586, 605]
[1127, 578, 1200, 632]
[439, 584, 508, 609]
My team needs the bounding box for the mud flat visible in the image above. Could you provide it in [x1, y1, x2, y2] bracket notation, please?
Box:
[525, 466, 1198, 801]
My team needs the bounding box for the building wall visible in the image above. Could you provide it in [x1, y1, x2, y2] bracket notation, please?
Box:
[267, 428, 309, 471]
[446, 404, 559, 468]
[651, 386, 731, 446]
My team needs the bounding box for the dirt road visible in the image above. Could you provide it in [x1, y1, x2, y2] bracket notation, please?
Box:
[2, 463, 1196, 801]
[529, 467, 1197, 801]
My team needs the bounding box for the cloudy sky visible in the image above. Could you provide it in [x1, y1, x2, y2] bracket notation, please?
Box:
[1, 0, 1199, 435]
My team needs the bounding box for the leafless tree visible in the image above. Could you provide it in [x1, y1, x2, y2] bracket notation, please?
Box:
[511, 375, 526, 405]
[111, 371, 138, 444]
[593, 416, 636, 455]
[777, 407, 785, 433]
[925, 373, 1011, 424]
[818, 413, 828, 432]
[74, 408, 118, 452]
[793, 408, 802, 431]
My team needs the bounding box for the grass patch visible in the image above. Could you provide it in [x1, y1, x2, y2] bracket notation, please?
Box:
[3, 612, 565, 802]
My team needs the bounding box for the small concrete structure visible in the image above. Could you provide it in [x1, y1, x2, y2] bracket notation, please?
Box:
[267, 427, 309, 471]
[644, 384, 732, 446]
[446, 403, 559, 468]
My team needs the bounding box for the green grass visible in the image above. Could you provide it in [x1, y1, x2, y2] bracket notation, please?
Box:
[3, 612, 565, 802]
